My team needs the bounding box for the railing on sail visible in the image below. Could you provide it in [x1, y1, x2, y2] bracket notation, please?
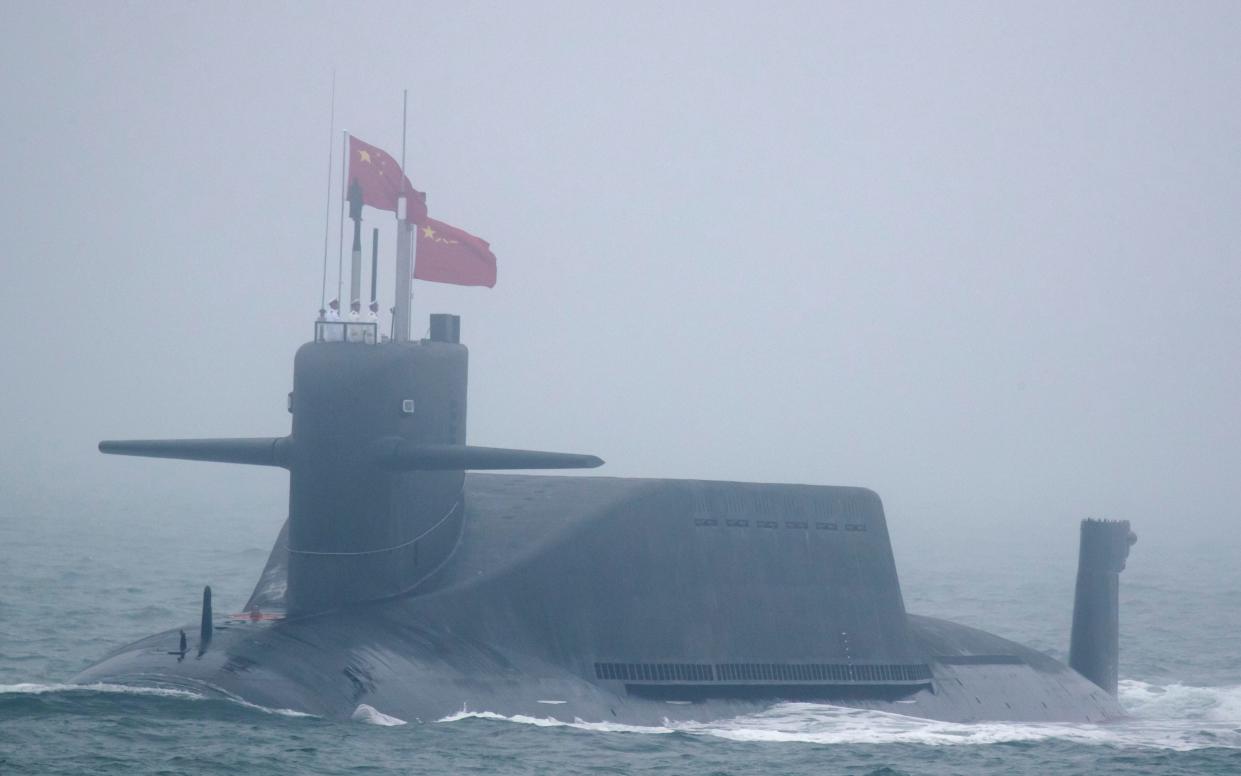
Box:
[314, 320, 378, 344]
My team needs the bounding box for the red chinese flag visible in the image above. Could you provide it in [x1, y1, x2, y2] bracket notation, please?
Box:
[413, 218, 497, 288]
[347, 135, 428, 222]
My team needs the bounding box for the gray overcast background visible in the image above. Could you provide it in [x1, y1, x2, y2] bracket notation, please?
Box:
[1, 2, 1238, 560]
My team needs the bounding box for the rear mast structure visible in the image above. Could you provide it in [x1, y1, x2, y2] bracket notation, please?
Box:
[347, 179, 364, 315]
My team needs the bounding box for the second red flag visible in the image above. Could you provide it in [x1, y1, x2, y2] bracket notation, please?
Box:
[413, 218, 497, 288]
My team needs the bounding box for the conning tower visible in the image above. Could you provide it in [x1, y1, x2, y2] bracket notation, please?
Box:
[100, 314, 602, 615]
[286, 317, 467, 612]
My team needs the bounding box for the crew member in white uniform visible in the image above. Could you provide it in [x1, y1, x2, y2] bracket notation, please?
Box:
[365, 301, 380, 343]
[321, 298, 344, 341]
[349, 299, 361, 321]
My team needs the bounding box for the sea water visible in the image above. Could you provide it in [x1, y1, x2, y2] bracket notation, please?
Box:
[2, 487, 1238, 775]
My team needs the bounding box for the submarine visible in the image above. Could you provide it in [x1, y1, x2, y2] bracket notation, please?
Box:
[75, 160, 1136, 724]
[74, 301, 1138, 725]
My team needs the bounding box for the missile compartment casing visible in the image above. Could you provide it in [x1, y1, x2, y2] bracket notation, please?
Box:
[408, 477, 926, 681]
[286, 340, 467, 614]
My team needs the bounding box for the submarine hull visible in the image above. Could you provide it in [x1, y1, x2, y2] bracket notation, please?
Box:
[73, 611, 1121, 725]
[74, 473, 1124, 724]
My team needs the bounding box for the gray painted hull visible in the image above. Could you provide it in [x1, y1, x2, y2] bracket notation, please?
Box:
[75, 473, 1123, 724]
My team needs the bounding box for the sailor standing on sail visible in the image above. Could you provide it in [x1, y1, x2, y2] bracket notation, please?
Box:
[366, 301, 381, 343]
[321, 298, 344, 341]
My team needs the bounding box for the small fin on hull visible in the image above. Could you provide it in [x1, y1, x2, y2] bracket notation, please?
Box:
[198, 586, 213, 657]
[245, 519, 289, 614]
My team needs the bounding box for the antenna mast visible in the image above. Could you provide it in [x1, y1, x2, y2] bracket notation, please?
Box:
[336, 129, 347, 309]
[370, 228, 379, 307]
[318, 71, 335, 316]
[348, 180, 363, 317]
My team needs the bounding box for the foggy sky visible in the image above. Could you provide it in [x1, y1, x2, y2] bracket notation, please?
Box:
[2, 2, 1238, 554]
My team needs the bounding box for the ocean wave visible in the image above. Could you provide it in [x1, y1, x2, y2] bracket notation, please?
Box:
[436, 680, 1241, 751]
[223, 694, 317, 719]
[440, 707, 672, 735]
[0, 681, 314, 719]
[352, 703, 407, 726]
[0, 682, 203, 699]
[1119, 678, 1241, 723]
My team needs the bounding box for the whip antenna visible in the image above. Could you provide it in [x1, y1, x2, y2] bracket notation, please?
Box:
[319, 70, 336, 316]
[337, 128, 347, 311]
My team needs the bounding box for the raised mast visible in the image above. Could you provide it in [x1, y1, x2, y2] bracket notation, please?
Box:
[393, 90, 412, 342]
[347, 180, 363, 315]
[394, 210, 412, 341]
[370, 227, 379, 310]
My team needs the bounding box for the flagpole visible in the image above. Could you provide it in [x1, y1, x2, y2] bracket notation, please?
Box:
[393, 89, 412, 342]
[319, 70, 335, 317]
[337, 129, 347, 309]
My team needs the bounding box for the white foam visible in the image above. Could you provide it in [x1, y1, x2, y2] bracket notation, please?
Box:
[0, 681, 314, 718]
[435, 680, 1241, 751]
[0, 682, 203, 700]
[187, 681, 316, 719]
[439, 707, 671, 734]
[227, 696, 317, 718]
[439, 709, 575, 728]
[1103, 679, 1241, 750]
[1120, 678, 1241, 723]
[352, 703, 407, 726]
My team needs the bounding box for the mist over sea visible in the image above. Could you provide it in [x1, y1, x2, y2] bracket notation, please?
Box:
[4, 3, 1241, 773]
[3, 486, 1238, 775]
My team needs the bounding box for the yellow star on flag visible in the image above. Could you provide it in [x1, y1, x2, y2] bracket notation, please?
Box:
[358, 149, 372, 164]
[421, 225, 436, 239]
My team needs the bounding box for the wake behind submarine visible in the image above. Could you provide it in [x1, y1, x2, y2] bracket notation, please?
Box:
[77, 137, 1137, 726]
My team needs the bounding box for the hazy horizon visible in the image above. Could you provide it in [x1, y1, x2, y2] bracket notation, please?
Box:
[2, 2, 1239, 554]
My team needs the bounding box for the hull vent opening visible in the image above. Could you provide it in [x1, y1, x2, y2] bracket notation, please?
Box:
[594, 662, 932, 684]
